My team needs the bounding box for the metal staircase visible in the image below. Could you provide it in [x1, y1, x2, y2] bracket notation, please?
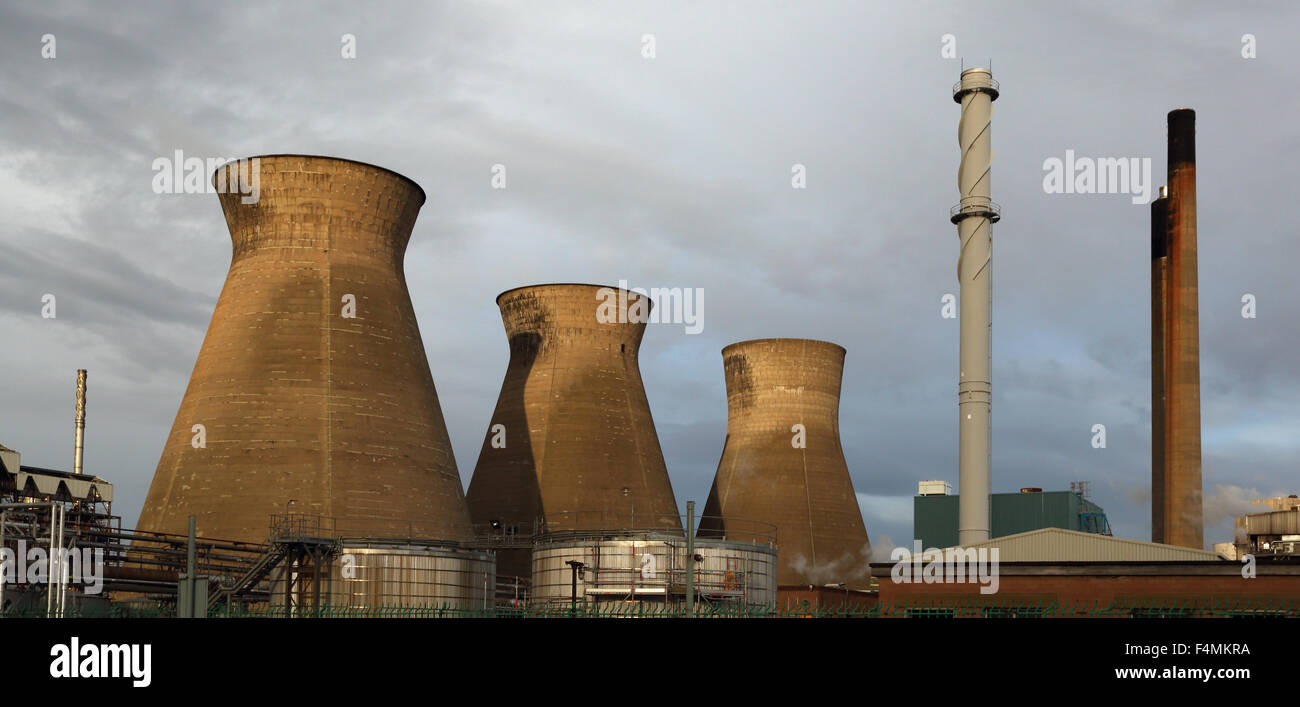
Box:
[207, 542, 289, 611]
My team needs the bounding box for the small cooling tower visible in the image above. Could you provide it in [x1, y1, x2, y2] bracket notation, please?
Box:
[137, 155, 473, 544]
[466, 284, 681, 575]
[701, 338, 870, 587]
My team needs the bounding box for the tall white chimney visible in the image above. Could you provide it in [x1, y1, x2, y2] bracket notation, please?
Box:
[74, 369, 86, 475]
[951, 68, 999, 544]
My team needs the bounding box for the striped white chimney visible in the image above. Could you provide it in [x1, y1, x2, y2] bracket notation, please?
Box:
[951, 68, 999, 545]
[74, 369, 86, 475]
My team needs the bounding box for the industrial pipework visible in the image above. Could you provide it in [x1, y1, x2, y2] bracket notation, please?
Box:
[951, 68, 1000, 545]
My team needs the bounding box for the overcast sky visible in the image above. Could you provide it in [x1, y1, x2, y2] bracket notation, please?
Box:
[1, 1, 1296, 553]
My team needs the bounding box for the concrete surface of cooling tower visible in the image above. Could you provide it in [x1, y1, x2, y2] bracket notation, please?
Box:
[700, 338, 870, 587]
[137, 155, 474, 544]
[465, 284, 681, 576]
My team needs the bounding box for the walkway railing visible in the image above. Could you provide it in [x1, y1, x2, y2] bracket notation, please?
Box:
[5, 597, 1296, 619]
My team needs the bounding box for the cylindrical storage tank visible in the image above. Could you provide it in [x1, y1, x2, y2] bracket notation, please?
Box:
[693, 538, 778, 608]
[137, 155, 474, 544]
[269, 541, 495, 612]
[529, 529, 776, 610]
[466, 284, 681, 578]
[701, 338, 871, 587]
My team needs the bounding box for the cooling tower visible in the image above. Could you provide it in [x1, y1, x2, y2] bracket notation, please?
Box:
[700, 338, 870, 587]
[465, 284, 681, 575]
[137, 155, 473, 544]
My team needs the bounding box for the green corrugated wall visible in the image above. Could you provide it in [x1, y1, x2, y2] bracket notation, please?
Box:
[914, 491, 1108, 547]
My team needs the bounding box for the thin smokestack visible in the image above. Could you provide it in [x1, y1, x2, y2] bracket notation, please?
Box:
[74, 369, 86, 475]
[951, 68, 1000, 545]
[1150, 187, 1167, 543]
[1163, 108, 1203, 548]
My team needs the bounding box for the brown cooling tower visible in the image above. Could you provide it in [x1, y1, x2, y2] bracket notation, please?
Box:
[137, 155, 474, 544]
[700, 338, 870, 587]
[1157, 109, 1204, 548]
[465, 284, 681, 575]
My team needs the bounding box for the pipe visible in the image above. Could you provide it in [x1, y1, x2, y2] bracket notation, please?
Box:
[57, 505, 66, 617]
[1150, 187, 1169, 543]
[1, 509, 7, 612]
[74, 369, 86, 475]
[186, 515, 197, 580]
[1163, 108, 1203, 548]
[952, 68, 1000, 545]
[685, 501, 695, 616]
[46, 505, 55, 617]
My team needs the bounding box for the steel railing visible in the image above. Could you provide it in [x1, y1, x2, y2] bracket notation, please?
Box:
[5, 596, 1298, 619]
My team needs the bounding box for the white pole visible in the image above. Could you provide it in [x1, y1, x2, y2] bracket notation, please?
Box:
[953, 68, 999, 545]
[57, 506, 67, 617]
[74, 370, 87, 475]
[0, 509, 7, 613]
[46, 505, 56, 617]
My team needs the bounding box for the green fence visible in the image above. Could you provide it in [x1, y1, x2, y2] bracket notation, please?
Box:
[3, 597, 1296, 619]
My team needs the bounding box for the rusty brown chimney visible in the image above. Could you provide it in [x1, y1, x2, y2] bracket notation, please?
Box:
[1158, 109, 1203, 548]
[1150, 186, 1168, 542]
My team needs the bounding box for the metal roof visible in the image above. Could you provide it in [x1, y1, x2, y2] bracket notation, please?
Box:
[13, 465, 114, 502]
[1237, 508, 1300, 537]
[950, 527, 1222, 562]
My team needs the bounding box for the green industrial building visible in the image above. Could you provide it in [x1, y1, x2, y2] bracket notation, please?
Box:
[913, 486, 1111, 548]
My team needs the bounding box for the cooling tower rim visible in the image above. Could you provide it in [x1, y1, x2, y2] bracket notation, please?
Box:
[208, 153, 427, 205]
[721, 337, 846, 357]
[495, 282, 653, 306]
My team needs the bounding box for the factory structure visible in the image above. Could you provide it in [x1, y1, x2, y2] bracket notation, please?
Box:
[2, 69, 1298, 619]
[914, 483, 1112, 550]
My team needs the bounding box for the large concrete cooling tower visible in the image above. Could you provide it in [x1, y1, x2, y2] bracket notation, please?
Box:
[466, 284, 681, 571]
[137, 155, 474, 544]
[700, 338, 870, 587]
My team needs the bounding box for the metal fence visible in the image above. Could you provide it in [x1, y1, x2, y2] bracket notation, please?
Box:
[4, 597, 1296, 619]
